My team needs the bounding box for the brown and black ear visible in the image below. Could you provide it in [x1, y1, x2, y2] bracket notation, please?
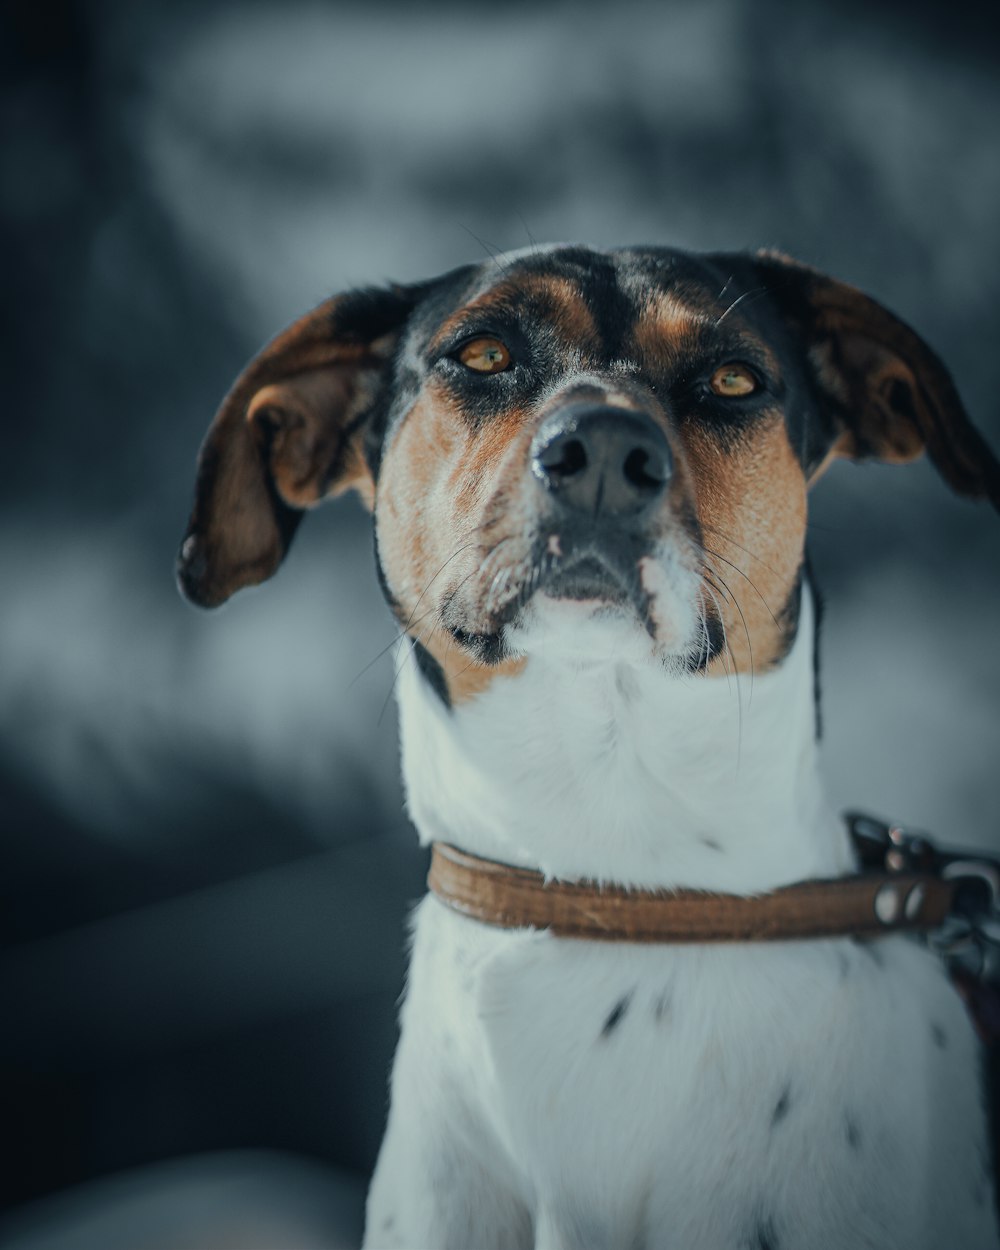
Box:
[752, 251, 1000, 508]
[177, 283, 425, 608]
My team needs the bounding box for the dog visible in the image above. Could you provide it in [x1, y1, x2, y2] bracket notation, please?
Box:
[178, 245, 1000, 1249]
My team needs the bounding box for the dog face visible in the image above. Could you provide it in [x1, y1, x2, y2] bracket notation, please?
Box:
[178, 246, 999, 704]
[372, 248, 826, 696]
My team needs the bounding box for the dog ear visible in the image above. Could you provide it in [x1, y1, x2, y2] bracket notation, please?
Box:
[750, 251, 1000, 506]
[177, 283, 426, 608]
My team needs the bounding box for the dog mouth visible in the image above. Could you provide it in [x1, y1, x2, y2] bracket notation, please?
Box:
[440, 523, 722, 670]
[540, 548, 639, 609]
[442, 531, 657, 660]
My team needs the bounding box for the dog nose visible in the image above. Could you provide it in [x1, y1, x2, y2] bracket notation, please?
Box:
[530, 405, 672, 518]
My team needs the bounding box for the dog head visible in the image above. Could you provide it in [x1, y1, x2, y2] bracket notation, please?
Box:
[178, 246, 999, 703]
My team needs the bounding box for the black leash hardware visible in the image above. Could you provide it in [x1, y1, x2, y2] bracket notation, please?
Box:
[845, 811, 1000, 984]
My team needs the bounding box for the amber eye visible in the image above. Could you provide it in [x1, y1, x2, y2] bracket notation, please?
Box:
[709, 363, 759, 397]
[457, 337, 511, 374]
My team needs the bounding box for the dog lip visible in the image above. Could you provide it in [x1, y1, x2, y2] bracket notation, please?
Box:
[542, 548, 637, 604]
[469, 533, 654, 643]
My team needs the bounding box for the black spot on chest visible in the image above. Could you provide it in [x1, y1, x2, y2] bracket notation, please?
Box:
[747, 1216, 780, 1250]
[600, 992, 633, 1038]
[771, 1085, 792, 1127]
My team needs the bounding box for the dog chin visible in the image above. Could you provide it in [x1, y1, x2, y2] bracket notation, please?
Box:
[505, 591, 668, 666]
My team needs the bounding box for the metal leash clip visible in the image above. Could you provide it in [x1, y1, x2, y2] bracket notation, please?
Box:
[845, 811, 1000, 984]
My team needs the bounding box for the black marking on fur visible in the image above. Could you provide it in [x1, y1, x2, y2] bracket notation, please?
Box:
[674, 374, 779, 451]
[930, 1022, 948, 1050]
[845, 1115, 862, 1151]
[329, 282, 424, 345]
[653, 990, 672, 1023]
[583, 255, 633, 361]
[372, 532, 403, 620]
[601, 992, 633, 1038]
[363, 367, 402, 482]
[977, 1064, 1000, 1215]
[771, 565, 803, 666]
[771, 1085, 792, 1127]
[699, 835, 724, 853]
[805, 559, 824, 739]
[441, 351, 546, 430]
[887, 377, 918, 422]
[748, 1216, 779, 1250]
[413, 639, 451, 708]
[446, 625, 507, 666]
[687, 606, 726, 673]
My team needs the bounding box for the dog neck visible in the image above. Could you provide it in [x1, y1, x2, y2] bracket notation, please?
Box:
[396, 587, 854, 893]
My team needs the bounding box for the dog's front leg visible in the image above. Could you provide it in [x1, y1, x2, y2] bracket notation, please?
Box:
[363, 959, 533, 1250]
[363, 1076, 532, 1250]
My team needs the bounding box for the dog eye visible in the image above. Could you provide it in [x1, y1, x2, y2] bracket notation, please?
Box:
[457, 337, 512, 374]
[709, 363, 759, 397]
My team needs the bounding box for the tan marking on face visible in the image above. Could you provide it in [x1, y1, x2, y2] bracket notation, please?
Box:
[537, 275, 600, 347]
[377, 389, 462, 610]
[631, 293, 707, 371]
[678, 412, 807, 674]
[428, 274, 598, 357]
[376, 381, 537, 704]
[449, 404, 528, 518]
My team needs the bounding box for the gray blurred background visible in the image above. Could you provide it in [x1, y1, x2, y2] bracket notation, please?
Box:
[1, 0, 998, 1244]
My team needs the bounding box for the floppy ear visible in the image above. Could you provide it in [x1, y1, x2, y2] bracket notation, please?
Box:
[177, 283, 426, 608]
[751, 251, 1000, 507]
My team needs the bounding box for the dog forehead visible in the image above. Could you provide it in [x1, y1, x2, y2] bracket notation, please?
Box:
[403, 245, 730, 358]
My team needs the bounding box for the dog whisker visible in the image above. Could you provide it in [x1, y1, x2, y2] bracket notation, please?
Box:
[699, 575, 743, 763]
[701, 523, 783, 581]
[703, 545, 779, 628]
[700, 579, 731, 682]
[697, 596, 713, 672]
[351, 535, 493, 687]
[515, 209, 539, 254]
[455, 222, 513, 277]
[709, 565, 755, 706]
[402, 541, 482, 637]
[348, 602, 441, 689]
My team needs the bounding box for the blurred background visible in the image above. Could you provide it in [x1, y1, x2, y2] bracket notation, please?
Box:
[1, 0, 998, 1244]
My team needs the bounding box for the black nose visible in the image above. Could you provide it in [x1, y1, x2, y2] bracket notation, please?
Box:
[530, 405, 672, 519]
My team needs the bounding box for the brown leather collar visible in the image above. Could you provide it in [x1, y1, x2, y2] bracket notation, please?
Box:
[428, 842, 956, 943]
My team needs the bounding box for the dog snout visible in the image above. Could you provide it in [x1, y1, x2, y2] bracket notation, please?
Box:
[530, 404, 672, 520]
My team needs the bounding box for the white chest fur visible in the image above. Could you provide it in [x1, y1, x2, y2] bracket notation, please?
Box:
[364, 593, 997, 1249]
[399, 590, 850, 894]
